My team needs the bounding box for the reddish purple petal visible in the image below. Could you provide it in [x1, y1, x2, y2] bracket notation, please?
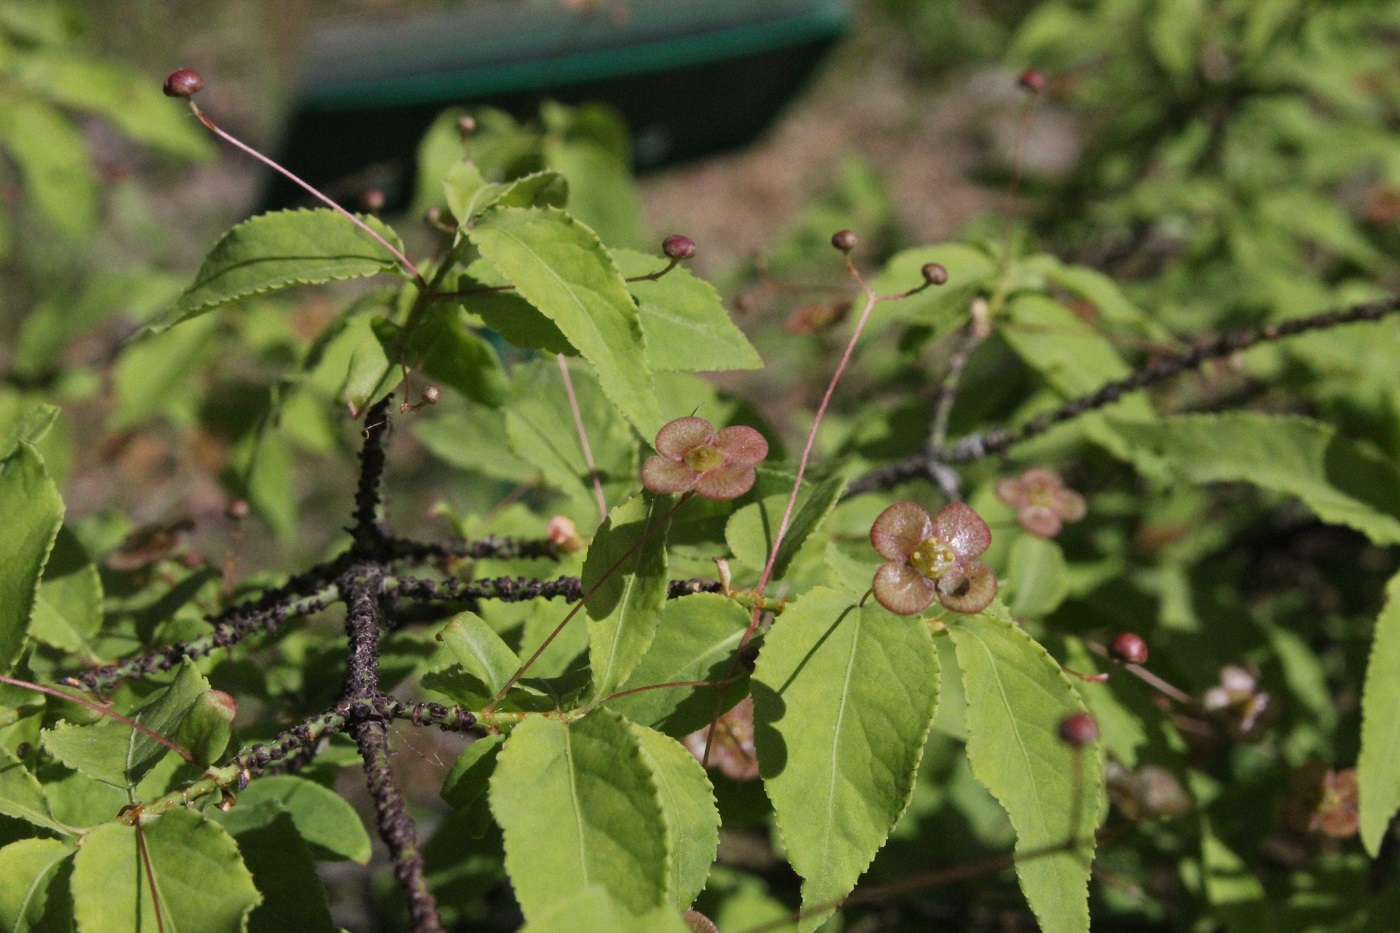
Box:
[655, 416, 715, 459]
[936, 560, 997, 614]
[711, 425, 769, 467]
[873, 562, 937, 616]
[641, 456, 697, 494]
[1054, 488, 1087, 522]
[694, 463, 756, 500]
[1017, 505, 1063, 538]
[995, 476, 1028, 508]
[933, 502, 991, 558]
[870, 502, 934, 561]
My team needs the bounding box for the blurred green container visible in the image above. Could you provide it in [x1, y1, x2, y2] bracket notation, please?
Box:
[268, 0, 850, 208]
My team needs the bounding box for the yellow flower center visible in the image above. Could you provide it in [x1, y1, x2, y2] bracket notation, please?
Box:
[908, 537, 956, 580]
[684, 444, 726, 473]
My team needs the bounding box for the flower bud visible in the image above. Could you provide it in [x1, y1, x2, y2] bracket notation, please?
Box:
[1018, 68, 1047, 93]
[1109, 632, 1149, 665]
[163, 68, 204, 99]
[831, 229, 858, 253]
[177, 690, 237, 767]
[662, 234, 696, 261]
[922, 262, 949, 285]
[1058, 712, 1098, 748]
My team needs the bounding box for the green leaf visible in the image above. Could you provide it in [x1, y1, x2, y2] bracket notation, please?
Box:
[435, 613, 521, 701]
[150, 210, 407, 333]
[505, 359, 638, 506]
[628, 723, 719, 909]
[441, 734, 505, 811]
[29, 527, 102, 654]
[752, 588, 939, 932]
[489, 710, 670, 920]
[584, 495, 672, 700]
[949, 606, 1102, 933]
[469, 206, 662, 436]
[0, 745, 71, 834]
[413, 406, 535, 483]
[0, 838, 74, 933]
[42, 660, 209, 787]
[71, 809, 261, 933]
[867, 242, 997, 334]
[378, 309, 508, 407]
[612, 249, 762, 373]
[1113, 413, 1400, 545]
[445, 163, 568, 224]
[336, 312, 399, 417]
[111, 311, 220, 431]
[0, 443, 64, 672]
[1360, 571, 1400, 854]
[1201, 816, 1276, 933]
[0, 97, 94, 239]
[608, 593, 751, 737]
[0, 400, 58, 457]
[519, 886, 691, 933]
[1006, 535, 1069, 617]
[459, 261, 576, 355]
[212, 775, 372, 863]
[230, 811, 337, 933]
[725, 470, 846, 579]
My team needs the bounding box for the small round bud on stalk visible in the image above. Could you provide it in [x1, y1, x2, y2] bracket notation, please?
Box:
[225, 499, 250, 521]
[662, 234, 696, 261]
[1058, 712, 1099, 748]
[163, 68, 204, 99]
[420, 385, 441, 406]
[922, 262, 949, 285]
[457, 114, 477, 140]
[360, 188, 385, 213]
[424, 206, 443, 226]
[1110, 631, 1149, 665]
[831, 229, 858, 253]
[1018, 68, 1047, 93]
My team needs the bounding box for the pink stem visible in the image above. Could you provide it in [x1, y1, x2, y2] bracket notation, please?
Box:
[557, 354, 609, 522]
[0, 675, 192, 761]
[188, 101, 424, 288]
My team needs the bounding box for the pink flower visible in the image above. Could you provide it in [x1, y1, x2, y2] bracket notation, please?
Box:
[995, 467, 1087, 538]
[641, 416, 768, 501]
[870, 501, 997, 615]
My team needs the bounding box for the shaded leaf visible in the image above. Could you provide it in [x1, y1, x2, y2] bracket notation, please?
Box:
[0, 443, 64, 672]
[0, 98, 94, 239]
[0, 838, 74, 933]
[1114, 413, 1400, 545]
[442, 734, 505, 811]
[612, 249, 762, 373]
[231, 811, 336, 933]
[1360, 571, 1400, 854]
[0, 745, 71, 834]
[608, 593, 751, 737]
[949, 606, 1102, 933]
[724, 470, 846, 580]
[752, 588, 939, 932]
[469, 206, 662, 435]
[519, 886, 690, 933]
[584, 495, 671, 700]
[212, 775, 371, 863]
[435, 613, 521, 701]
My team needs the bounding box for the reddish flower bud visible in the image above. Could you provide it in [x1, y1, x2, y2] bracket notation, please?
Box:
[831, 229, 858, 252]
[163, 68, 204, 99]
[922, 262, 949, 285]
[1058, 712, 1099, 748]
[1109, 632, 1149, 665]
[1018, 68, 1047, 93]
[662, 234, 697, 261]
[225, 499, 250, 521]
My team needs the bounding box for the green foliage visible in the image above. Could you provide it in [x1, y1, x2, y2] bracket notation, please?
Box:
[3, 4, 1400, 931]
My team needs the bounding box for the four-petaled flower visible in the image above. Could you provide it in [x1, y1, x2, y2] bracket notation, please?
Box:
[641, 416, 768, 501]
[870, 501, 997, 615]
[996, 467, 1087, 538]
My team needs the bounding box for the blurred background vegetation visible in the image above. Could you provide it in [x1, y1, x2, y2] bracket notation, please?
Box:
[4, 1, 1400, 930]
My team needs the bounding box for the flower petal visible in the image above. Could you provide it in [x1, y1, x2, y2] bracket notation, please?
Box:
[1054, 488, 1087, 522]
[693, 463, 756, 500]
[641, 456, 698, 494]
[995, 476, 1028, 507]
[870, 502, 934, 561]
[1017, 504, 1063, 538]
[936, 560, 997, 614]
[933, 501, 991, 557]
[711, 425, 769, 467]
[655, 416, 715, 459]
[872, 562, 937, 616]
